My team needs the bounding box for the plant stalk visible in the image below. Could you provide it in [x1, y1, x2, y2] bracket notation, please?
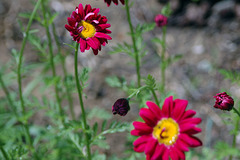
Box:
[17, 0, 42, 159]
[41, 0, 65, 124]
[74, 43, 91, 160]
[160, 26, 167, 93]
[0, 146, 9, 160]
[125, 0, 141, 87]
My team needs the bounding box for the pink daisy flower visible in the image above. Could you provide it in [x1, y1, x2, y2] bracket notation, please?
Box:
[104, 0, 125, 7]
[65, 4, 112, 55]
[131, 96, 202, 160]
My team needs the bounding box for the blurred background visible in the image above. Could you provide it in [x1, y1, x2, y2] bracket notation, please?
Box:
[0, 0, 240, 158]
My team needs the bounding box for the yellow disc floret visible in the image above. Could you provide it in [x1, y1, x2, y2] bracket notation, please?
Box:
[153, 118, 179, 146]
[79, 20, 96, 39]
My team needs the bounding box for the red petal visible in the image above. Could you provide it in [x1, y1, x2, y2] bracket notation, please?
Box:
[172, 99, 188, 121]
[133, 136, 150, 152]
[181, 110, 196, 119]
[176, 139, 189, 152]
[144, 138, 157, 155]
[179, 118, 202, 125]
[67, 17, 76, 26]
[95, 32, 112, 40]
[80, 38, 86, 52]
[87, 38, 98, 50]
[133, 121, 153, 135]
[162, 149, 169, 160]
[146, 101, 162, 119]
[151, 144, 165, 160]
[179, 134, 202, 147]
[139, 108, 158, 127]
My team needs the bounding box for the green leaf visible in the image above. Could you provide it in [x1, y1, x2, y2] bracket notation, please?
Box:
[48, 12, 58, 25]
[101, 120, 107, 132]
[93, 122, 98, 137]
[219, 69, 240, 85]
[105, 76, 123, 88]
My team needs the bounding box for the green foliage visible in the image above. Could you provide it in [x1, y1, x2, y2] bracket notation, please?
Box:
[219, 69, 240, 85]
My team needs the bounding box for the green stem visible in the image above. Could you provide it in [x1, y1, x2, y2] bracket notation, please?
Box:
[151, 89, 160, 106]
[74, 43, 91, 160]
[125, 0, 141, 87]
[232, 107, 240, 117]
[160, 26, 167, 93]
[17, 0, 42, 159]
[127, 85, 147, 100]
[229, 107, 240, 160]
[51, 20, 75, 120]
[41, 0, 65, 124]
[0, 146, 9, 160]
[0, 73, 17, 116]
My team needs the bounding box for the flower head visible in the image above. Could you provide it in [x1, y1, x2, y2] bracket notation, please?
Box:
[131, 96, 202, 160]
[112, 98, 130, 116]
[155, 14, 168, 27]
[104, 0, 125, 7]
[65, 4, 112, 55]
[213, 92, 234, 111]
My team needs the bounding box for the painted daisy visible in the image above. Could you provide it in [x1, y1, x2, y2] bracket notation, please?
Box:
[131, 96, 202, 160]
[65, 4, 112, 55]
[104, 0, 125, 7]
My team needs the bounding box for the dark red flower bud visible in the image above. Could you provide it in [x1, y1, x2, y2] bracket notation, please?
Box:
[154, 14, 168, 27]
[213, 92, 234, 111]
[112, 98, 130, 116]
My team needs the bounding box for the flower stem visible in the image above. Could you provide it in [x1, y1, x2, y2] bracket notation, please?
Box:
[74, 43, 91, 160]
[127, 85, 148, 100]
[232, 107, 240, 117]
[160, 26, 167, 93]
[125, 0, 141, 87]
[17, 0, 41, 159]
[0, 146, 9, 160]
[0, 73, 17, 116]
[151, 89, 160, 106]
[41, 0, 65, 124]
[50, 15, 75, 120]
[229, 107, 240, 160]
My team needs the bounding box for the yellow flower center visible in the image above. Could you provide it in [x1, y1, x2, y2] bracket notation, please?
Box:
[153, 118, 179, 146]
[79, 20, 96, 39]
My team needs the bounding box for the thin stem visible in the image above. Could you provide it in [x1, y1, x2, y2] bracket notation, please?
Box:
[41, 0, 65, 124]
[229, 107, 240, 160]
[160, 26, 167, 93]
[128, 85, 148, 100]
[51, 20, 75, 120]
[151, 89, 160, 106]
[232, 107, 240, 117]
[125, 0, 141, 87]
[0, 73, 17, 116]
[0, 146, 9, 160]
[74, 43, 91, 160]
[17, 0, 42, 159]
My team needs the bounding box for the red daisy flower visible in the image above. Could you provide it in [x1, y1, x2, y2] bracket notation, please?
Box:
[104, 0, 125, 7]
[65, 4, 112, 55]
[131, 96, 202, 160]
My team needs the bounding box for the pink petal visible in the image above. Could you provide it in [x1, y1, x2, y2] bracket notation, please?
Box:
[87, 38, 99, 50]
[92, 49, 98, 55]
[162, 149, 169, 160]
[95, 32, 112, 40]
[78, 3, 84, 18]
[133, 136, 150, 152]
[181, 110, 196, 119]
[80, 38, 86, 52]
[97, 24, 111, 30]
[175, 139, 189, 152]
[65, 24, 73, 31]
[179, 134, 202, 147]
[130, 129, 140, 136]
[139, 108, 158, 127]
[162, 96, 173, 117]
[171, 147, 185, 160]
[133, 121, 153, 135]
[144, 138, 158, 155]
[146, 101, 162, 119]
[179, 118, 202, 125]
[151, 144, 165, 160]
[172, 99, 188, 121]
[169, 148, 179, 160]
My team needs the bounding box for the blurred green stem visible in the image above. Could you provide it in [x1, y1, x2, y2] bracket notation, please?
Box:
[17, 0, 42, 159]
[0, 146, 9, 160]
[51, 18, 75, 120]
[125, 0, 141, 87]
[232, 107, 240, 117]
[229, 107, 240, 160]
[160, 26, 167, 93]
[74, 43, 91, 160]
[151, 88, 160, 106]
[0, 73, 17, 116]
[41, 0, 65, 124]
